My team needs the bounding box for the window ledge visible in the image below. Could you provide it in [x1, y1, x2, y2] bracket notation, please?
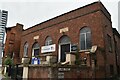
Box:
[79, 49, 90, 53]
[23, 56, 29, 58]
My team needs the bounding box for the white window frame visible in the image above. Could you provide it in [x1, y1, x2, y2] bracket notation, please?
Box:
[80, 27, 91, 50]
[24, 43, 28, 57]
[80, 32, 91, 50]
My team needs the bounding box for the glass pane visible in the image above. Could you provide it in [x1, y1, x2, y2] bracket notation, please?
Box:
[34, 49, 39, 56]
[24, 43, 28, 57]
[33, 43, 39, 48]
[32, 42, 40, 56]
[86, 33, 92, 49]
[80, 27, 91, 33]
[59, 36, 70, 44]
[80, 27, 91, 50]
[80, 34, 85, 50]
[107, 35, 112, 52]
[45, 36, 52, 46]
[49, 40, 52, 45]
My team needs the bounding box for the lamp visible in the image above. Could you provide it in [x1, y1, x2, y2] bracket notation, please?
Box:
[90, 45, 97, 53]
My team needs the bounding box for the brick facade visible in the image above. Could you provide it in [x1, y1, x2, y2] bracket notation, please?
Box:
[4, 1, 120, 78]
[113, 28, 120, 75]
[4, 23, 23, 64]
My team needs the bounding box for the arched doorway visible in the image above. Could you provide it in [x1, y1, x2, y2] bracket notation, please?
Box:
[32, 42, 40, 57]
[58, 35, 71, 62]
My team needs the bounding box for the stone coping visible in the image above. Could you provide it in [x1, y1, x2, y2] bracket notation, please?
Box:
[27, 64, 90, 69]
[65, 52, 76, 55]
[39, 54, 56, 57]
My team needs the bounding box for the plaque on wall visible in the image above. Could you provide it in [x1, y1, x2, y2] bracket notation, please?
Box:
[71, 44, 78, 52]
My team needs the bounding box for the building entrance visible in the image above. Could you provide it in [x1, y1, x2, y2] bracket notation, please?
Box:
[58, 35, 71, 62]
[60, 44, 70, 62]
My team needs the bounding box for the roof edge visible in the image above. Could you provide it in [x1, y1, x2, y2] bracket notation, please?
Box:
[24, 1, 110, 31]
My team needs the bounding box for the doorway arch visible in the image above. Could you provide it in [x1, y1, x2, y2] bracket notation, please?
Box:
[32, 42, 40, 57]
[58, 35, 71, 62]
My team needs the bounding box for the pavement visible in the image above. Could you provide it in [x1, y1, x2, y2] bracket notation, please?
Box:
[0, 73, 5, 80]
[0, 73, 12, 80]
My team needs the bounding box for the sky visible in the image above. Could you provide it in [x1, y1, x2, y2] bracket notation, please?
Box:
[0, 0, 119, 30]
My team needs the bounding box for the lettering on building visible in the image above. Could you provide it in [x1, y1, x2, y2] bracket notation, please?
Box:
[58, 72, 64, 79]
[41, 44, 56, 53]
[58, 68, 71, 72]
[33, 36, 39, 40]
[60, 27, 69, 33]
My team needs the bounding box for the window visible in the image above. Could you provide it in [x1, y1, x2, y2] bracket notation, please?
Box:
[115, 40, 117, 53]
[24, 42, 28, 57]
[107, 35, 112, 52]
[45, 36, 52, 46]
[32, 42, 40, 56]
[80, 27, 92, 50]
[59, 36, 71, 44]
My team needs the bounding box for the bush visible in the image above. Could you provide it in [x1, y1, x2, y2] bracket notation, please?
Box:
[4, 57, 13, 65]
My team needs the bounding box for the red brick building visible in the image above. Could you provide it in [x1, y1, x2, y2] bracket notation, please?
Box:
[4, 1, 120, 78]
[4, 23, 23, 64]
[113, 28, 120, 76]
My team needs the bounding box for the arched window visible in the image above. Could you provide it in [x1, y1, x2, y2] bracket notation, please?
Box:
[32, 42, 40, 56]
[24, 42, 28, 57]
[80, 27, 92, 50]
[59, 36, 71, 44]
[45, 36, 52, 46]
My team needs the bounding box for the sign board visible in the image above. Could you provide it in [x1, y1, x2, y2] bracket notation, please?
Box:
[41, 44, 56, 53]
[71, 44, 78, 52]
[58, 72, 64, 79]
[58, 68, 71, 72]
[60, 27, 68, 33]
[33, 36, 39, 40]
[31, 57, 40, 64]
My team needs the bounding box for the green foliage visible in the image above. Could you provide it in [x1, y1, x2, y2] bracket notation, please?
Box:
[75, 46, 80, 65]
[4, 56, 13, 65]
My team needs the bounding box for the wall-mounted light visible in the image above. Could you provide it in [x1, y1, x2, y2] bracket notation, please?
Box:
[90, 45, 97, 53]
